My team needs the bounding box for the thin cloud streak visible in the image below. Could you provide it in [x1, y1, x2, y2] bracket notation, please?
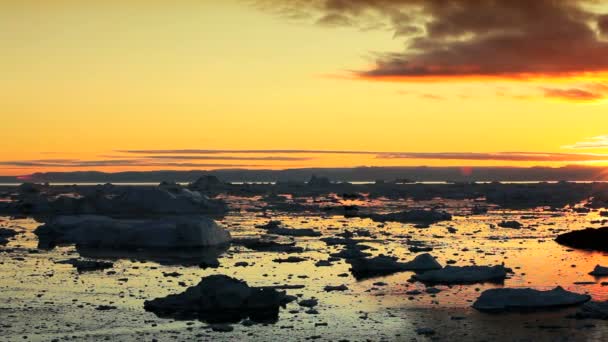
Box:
[118, 149, 380, 155]
[6, 151, 608, 170]
[119, 149, 608, 162]
[542, 83, 608, 102]
[142, 155, 312, 161]
[0, 159, 265, 168]
[378, 152, 608, 162]
[564, 135, 608, 149]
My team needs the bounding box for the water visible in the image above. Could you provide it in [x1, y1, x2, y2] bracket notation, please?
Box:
[1, 194, 608, 340]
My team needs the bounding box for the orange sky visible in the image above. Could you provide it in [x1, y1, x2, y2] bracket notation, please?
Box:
[1, 1, 608, 176]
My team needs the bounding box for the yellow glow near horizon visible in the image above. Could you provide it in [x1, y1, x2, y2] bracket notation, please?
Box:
[1, 1, 608, 176]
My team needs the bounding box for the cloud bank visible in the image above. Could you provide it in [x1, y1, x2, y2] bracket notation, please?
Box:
[118, 149, 608, 162]
[5, 149, 608, 171]
[256, 0, 608, 80]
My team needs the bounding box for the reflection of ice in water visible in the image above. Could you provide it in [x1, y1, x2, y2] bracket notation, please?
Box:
[76, 244, 229, 267]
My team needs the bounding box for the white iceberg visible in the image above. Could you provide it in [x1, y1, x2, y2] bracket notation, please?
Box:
[35, 215, 231, 248]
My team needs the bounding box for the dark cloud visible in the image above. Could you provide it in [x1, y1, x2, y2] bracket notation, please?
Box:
[256, 0, 608, 79]
[599, 15, 608, 37]
[542, 83, 608, 101]
[317, 13, 354, 27]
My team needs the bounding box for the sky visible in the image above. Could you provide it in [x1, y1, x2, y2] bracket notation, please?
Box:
[2, 0, 608, 175]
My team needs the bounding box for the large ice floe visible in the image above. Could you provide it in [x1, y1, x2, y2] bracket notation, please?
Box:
[35, 215, 231, 249]
[144, 275, 296, 323]
[473, 287, 590, 312]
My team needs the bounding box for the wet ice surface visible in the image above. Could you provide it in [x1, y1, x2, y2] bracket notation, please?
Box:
[2, 194, 608, 341]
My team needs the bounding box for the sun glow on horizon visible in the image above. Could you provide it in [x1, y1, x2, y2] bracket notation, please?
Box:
[1, 1, 608, 176]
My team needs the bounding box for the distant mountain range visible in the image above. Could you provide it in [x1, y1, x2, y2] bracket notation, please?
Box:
[2, 165, 608, 183]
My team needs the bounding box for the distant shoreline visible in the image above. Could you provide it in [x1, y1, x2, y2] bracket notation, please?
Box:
[2, 165, 608, 183]
[3, 180, 608, 187]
